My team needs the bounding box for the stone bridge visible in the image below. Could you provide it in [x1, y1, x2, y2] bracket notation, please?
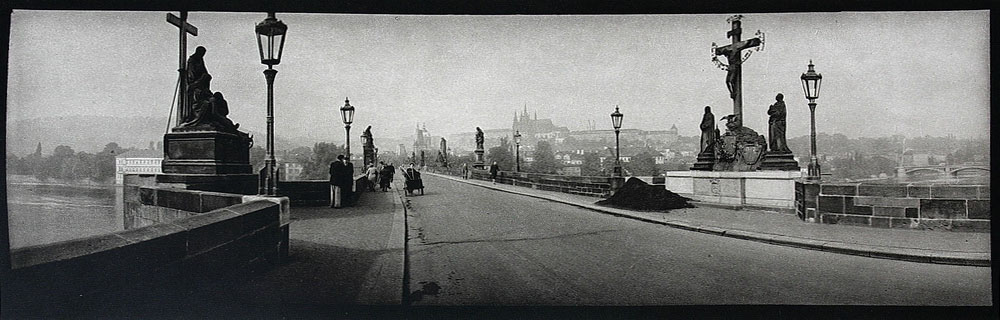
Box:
[896, 164, 990, 177]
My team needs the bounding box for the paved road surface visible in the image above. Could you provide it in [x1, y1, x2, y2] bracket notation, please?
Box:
[406, 175, 991, 305]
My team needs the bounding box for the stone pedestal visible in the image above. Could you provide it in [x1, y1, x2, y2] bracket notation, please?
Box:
[665, 170, 802, 209]
[154, 173, 259, 195]
[691, 150, 715, 171]
[760, 151, 800, 171]
[157, 130, 256, 194]
[473, 149, 485, 169]
[162, 131, 252, 174]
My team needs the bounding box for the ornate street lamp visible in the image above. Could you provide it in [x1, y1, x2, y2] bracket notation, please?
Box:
[513, 130, 522, 172]
[800, 60, 823, 180]
[610, 105, 624, 177]
[255, 11, 287, 195]
[340, 97, 355, 165]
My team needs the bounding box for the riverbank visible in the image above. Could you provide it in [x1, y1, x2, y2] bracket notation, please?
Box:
[6, 174, 116, 188]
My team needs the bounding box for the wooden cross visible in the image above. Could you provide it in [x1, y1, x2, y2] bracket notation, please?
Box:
[167, 12, 198, 127]
[713, 15, 762, 128]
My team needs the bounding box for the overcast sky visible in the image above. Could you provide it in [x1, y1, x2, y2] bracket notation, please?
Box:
[6, 10, 990, 145]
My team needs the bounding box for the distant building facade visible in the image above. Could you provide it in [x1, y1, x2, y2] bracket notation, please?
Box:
[512, 106, 570, 147]
[282, 162, 304, 180]
[115, 149, 163, 184]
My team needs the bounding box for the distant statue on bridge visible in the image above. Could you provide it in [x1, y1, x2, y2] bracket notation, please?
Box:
[475, 127, 485, 150]
[767, 93, 789, 153]
[363, 126, 373, 146]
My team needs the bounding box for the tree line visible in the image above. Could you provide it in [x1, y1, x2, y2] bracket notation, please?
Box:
[6, 142, 124, 184]
[481, 138, 663, 177]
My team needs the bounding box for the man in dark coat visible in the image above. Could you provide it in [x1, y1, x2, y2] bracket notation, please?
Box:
[385, 162, 395, 189]
[329, 155, 344, 208]
[342, 157, 355, 200]
[489, 161, 499, 184]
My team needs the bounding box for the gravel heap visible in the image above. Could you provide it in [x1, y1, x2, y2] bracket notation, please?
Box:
[596, 177, 694, 211]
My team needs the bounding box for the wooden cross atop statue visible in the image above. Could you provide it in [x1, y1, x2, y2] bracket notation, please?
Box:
[712, 15, 764, 128]
[167, 11, 198, 127]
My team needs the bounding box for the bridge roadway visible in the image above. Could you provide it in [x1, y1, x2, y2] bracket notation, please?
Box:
[406, 174, 991, 305]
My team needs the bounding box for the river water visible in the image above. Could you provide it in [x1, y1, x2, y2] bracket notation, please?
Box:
[6, 177, 124, 249]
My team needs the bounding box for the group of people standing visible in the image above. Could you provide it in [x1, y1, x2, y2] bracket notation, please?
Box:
[328, 155, 354, 208]
[364, 161, 396, 192]
[329, 157, 398, 208]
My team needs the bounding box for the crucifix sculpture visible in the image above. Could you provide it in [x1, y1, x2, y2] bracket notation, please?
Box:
[167, 12, 198, 127]
[712, 15, 764, 128]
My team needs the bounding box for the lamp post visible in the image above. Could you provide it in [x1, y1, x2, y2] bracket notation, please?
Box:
[800, 60, 823, 180]
[340, 98, 355, 169]
[255, 11, 287, 196]
[513, 130, 522, 172]
[610, 105, 623, 177]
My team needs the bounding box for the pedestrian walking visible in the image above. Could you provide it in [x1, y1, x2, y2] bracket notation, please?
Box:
[385, 162, 395, 189]
[366, 164, 379, 192]
[378, 161, 392, 191]
[462, 163, 469, 179]
[329, 155, 345, 208]
[489, 161, 499, 184]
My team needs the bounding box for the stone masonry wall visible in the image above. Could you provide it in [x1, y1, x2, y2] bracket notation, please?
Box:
[796, 181, 990, 232]
[123, 184, 244, 229]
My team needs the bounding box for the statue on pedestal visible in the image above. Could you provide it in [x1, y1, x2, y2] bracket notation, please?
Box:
[162, 45, 253, 177]
[759, 93, 800, 171]
[473, 127, 486, 169]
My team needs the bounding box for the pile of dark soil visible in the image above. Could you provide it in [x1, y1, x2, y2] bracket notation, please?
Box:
[596, 177, 694, 211]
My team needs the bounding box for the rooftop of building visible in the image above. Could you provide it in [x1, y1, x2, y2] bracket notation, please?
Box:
[115, 149, 162, 158]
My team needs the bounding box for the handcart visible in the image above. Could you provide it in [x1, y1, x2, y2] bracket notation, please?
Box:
[401, 168, 424, 195]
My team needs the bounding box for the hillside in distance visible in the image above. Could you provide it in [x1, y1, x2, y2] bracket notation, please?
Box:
[6, 115, 345, 156]
[7, 116, 169, 156]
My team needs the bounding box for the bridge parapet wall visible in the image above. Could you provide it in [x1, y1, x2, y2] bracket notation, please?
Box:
[466, 169, 613, 198]
[3, 200, 285, 313]
[276, 175, 369, 206]
[124, 183, 246, 229]
[796, 181, 990, 232]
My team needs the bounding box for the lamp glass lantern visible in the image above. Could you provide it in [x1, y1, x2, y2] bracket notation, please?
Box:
[800, 60, 823, 101]
[611, 106, 623, 131]
[255, 12, 287, 67]
[513, 130, 522, 145]
[340, 98, 355, 126]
